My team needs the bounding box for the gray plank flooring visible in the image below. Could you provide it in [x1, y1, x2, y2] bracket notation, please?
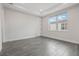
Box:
[0, 36, 79, 56]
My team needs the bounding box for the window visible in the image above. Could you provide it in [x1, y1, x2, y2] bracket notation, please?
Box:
[48, 12, 68, 31]
[48, 16, 57, 31]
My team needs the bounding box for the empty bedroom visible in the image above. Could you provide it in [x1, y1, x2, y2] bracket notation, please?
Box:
[0, 3, 79, 56]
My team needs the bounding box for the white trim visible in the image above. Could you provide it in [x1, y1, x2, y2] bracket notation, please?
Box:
[42, 34, 79, 44]
[3, 34, 40, 43]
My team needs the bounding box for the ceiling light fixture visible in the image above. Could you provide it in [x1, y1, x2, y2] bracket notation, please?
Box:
[40, 9, 43, 12]
[8, 3, 13, 5]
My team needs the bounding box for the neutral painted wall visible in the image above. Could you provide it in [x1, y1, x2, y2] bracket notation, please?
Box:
[0, 4, 2, 52]
[3, 8, 41, 42]
[42, 5, 79, 44]
[0, 4, 4, 51]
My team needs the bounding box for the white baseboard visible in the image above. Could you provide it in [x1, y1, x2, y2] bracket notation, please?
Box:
[42, 34, 79, 44]
[3, 34, 40, 43]
[3, 33, 79, 44]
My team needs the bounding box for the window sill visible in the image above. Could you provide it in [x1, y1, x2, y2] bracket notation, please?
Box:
[48, 30, 68, 32]
[58, 30, 68, 31]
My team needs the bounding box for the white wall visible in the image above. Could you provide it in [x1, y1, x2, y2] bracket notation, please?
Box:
[3, 4, 79, 44]
[3, 8, 41, 42]
[0, 4, 2, 52]
[0, 4, 4, 51]
[42, 5, 79, 44]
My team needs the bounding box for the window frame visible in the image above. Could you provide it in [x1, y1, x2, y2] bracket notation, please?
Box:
[48, 11, 69, 31]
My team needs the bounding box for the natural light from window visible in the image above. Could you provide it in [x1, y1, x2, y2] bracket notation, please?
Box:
[48, 12, 68, 31]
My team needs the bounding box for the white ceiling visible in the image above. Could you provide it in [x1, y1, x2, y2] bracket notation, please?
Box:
[3, 3, 77, 17]
[14, 3, 60, 12]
